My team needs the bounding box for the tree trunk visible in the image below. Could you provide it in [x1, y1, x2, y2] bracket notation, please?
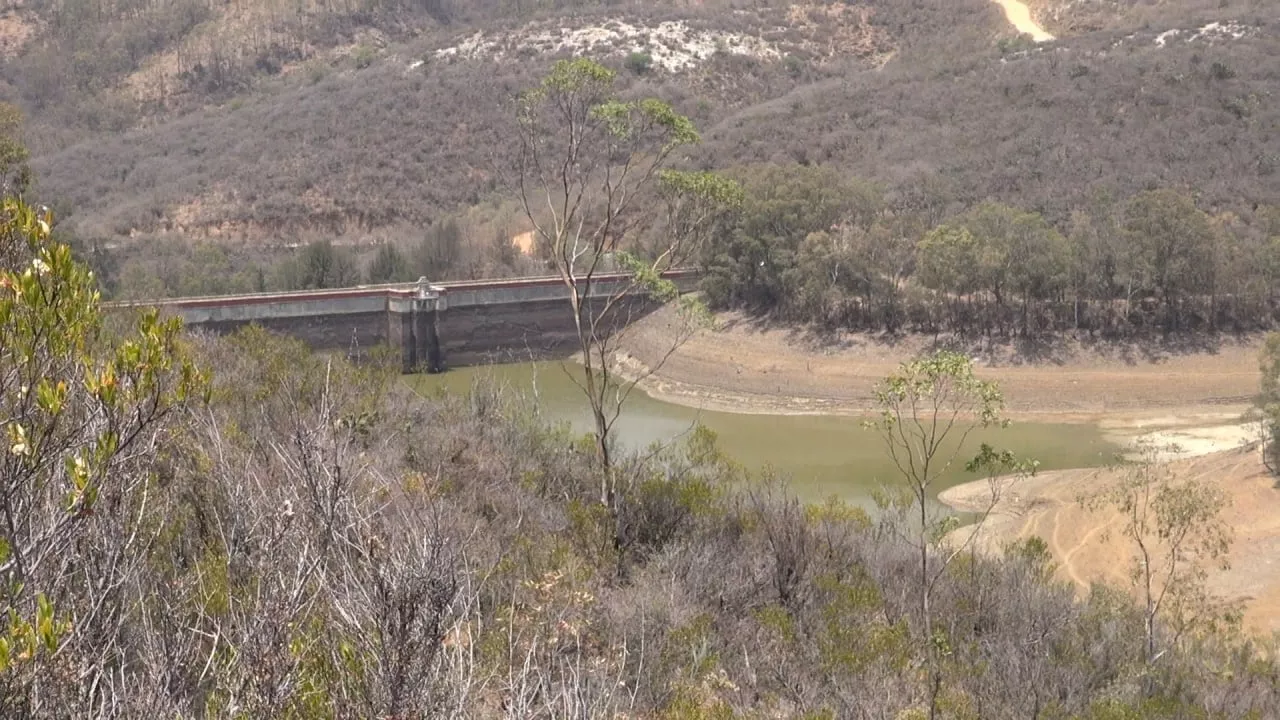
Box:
[920, 488, 938, 720]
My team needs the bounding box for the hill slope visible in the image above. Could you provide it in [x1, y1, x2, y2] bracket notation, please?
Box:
[5, 0, 1279, 278]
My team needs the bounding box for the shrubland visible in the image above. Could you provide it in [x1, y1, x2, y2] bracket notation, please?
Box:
[4, 187, 1280, 716]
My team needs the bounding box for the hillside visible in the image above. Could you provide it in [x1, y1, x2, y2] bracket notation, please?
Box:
[19, 0, 985, 239]
[3, 0, 1279, 294]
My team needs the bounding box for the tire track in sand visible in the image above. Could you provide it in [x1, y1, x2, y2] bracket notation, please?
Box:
[1057, 513, 1118, 592]
[1048, 453, 1253, 594]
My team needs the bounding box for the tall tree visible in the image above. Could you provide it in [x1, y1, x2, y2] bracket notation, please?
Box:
[960, 202, 1068, 334]
[867, 350, 1033, 719]
[1124, 190, 1215, 331]
[1066, 193, 1124, 331]
[283, 239, 359, 290]
[1088, 449, 1234, 666]
[416, 217, 463, 280]
[367, 242, 413, 284]
[515, 59, 740, 511]
[700, 164, 867, 313]
[916, 224, 979, 331]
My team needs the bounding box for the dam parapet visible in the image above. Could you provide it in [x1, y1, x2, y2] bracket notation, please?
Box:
[108, 270, 698, 372]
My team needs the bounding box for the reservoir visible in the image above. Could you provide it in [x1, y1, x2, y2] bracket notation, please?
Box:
[412, 361, 1120, 511]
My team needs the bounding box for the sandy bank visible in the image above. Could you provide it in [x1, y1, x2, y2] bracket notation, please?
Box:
[991, 0, 1055, 42]
[616, 305, 1262, 423]
[939, 443, 1280, 634]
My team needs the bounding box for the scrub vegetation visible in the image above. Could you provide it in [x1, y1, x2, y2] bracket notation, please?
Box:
[3, 2, 1280, 712]
[3, 191, 1280, 718]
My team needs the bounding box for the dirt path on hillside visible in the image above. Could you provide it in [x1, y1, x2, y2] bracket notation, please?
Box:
[991, 0, 1054, 42]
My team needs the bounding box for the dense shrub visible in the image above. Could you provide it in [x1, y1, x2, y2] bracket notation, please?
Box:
[624, 51, 653, 74]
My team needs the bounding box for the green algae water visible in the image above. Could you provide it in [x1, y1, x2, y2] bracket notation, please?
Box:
[409, 361, 1119, 511]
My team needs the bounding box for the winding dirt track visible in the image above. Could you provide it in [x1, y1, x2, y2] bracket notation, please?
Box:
[943, 449, 1280, 634]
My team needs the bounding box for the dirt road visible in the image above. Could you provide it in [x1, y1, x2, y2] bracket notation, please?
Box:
[992, 0, 1054, 42]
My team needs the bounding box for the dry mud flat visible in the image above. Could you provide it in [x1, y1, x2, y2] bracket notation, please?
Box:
[618, 306, 1263, 421]
[617, 307, 1276, 630]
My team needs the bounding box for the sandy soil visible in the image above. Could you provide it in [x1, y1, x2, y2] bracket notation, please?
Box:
[617, 305, 1262, 422]
[511, 231, 537, 256]
[940, 446, 1280, 634]
[616, 307, 1278, 631]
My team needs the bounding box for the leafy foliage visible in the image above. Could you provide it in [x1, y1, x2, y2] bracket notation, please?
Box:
[0, 196, 205, 713]
[701, 165, 1280, 337]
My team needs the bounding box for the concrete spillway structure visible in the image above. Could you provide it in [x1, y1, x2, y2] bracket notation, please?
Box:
[111, 271, 698, 372]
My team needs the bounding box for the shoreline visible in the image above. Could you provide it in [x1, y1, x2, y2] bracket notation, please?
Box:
[613, 347, 1256, 469]
[611, 304, 1262, 430]
[596, 307, 1278, 629]
[608, 307, 1279, 631]
[614, 347, 1254, 428]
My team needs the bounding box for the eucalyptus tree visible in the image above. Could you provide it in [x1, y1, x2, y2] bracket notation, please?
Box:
[514, 58, 741, 513]
[1123, 190, 1216, 331]
[867, 350, 1035, 719]
[1087, 448, 1234, 667]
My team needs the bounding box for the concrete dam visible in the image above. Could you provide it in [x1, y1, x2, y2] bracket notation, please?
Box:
[117, 270, 698, 372]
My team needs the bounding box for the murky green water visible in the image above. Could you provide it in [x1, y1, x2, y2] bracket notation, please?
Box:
[409, 361, 1120, 511]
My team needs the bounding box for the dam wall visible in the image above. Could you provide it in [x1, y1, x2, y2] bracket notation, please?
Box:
[111, 271, 697, 372]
